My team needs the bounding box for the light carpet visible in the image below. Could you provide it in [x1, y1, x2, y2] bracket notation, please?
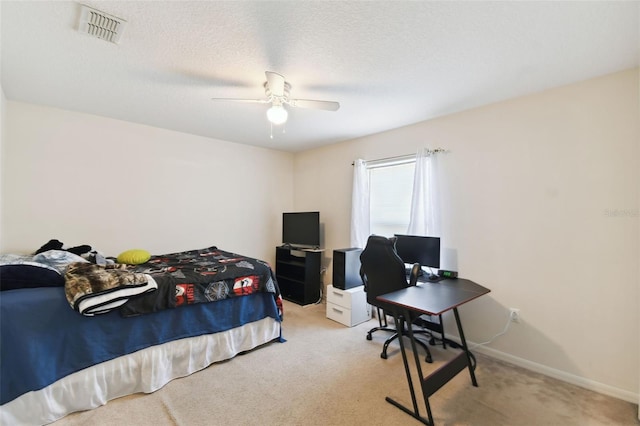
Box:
[54, 300, 638, 425]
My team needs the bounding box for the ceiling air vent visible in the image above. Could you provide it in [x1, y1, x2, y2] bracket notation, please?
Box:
[78, 5, 126, 44]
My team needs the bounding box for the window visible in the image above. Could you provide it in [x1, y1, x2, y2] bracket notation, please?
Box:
[368, 159, 415, 237]
[351, 149, 441, 249]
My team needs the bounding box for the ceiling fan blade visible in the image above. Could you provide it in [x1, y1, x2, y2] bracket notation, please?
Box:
[288, 99, 340, 111]
[211, 98, 269, 104]
[265, 71, 286, 97]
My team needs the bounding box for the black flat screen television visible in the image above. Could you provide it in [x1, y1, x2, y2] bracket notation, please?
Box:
[282, 211, 320, 248]
[394, 234, 441, 270]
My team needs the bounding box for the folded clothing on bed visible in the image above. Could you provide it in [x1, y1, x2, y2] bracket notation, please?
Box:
[0, 250, 88, 291]
[65, 263, 157, 316]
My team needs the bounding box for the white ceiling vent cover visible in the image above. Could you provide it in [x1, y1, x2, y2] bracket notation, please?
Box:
[78, 5, 126, 44]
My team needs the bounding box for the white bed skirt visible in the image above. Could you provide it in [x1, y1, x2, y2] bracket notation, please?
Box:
[0, 316, 281, 426]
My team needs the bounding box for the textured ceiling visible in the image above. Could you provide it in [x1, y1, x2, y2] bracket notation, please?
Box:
[1, 1, 638, 152]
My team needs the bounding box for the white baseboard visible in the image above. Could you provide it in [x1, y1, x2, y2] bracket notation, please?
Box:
[467, 342, 638, 404]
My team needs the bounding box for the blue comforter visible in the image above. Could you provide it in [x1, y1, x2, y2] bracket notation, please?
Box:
[0, 286, 280, 405]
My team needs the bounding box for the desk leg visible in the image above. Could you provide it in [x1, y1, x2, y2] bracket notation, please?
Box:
[385, 311, 434, 426]
[453, 307, 478, 387]
[385, 308, 479, 426]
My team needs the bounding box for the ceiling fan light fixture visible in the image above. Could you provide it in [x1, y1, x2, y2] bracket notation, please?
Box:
[212, 71, 339, 129]
[267, 105, 288, 125]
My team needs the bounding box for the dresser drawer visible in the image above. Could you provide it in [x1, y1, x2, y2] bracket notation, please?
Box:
[326, 285, 371, 327]
[326, 302, 352, 326]
[327, 285, 356, 309]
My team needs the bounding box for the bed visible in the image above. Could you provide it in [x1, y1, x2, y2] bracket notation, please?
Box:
[0, 245, 283, 425]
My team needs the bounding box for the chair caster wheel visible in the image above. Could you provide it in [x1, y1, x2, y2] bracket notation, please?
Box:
[366, 334, 372, 341]
[429, 338, 436, 345]
[425, 354, 433, 363]
[380, 353, 387, 360]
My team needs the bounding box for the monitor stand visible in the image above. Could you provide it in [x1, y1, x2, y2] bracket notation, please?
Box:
[405, 265, 424, 276]
[405, 265, 447, 282]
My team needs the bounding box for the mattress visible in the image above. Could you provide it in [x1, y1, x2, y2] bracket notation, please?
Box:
[0, 287, 282, 425]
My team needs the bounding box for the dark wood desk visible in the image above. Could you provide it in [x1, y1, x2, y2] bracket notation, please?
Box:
[377, 278, 490, 426]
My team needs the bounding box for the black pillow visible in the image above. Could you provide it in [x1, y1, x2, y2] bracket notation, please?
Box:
[0, 264, 65, 291]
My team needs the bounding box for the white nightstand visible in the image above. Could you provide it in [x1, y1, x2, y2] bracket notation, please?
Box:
[326, 284, 371, 327]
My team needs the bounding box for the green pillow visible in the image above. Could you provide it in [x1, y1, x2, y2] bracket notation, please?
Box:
[117, 249, 151, 265]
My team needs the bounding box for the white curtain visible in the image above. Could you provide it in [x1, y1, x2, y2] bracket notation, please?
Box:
[350, 159, 370, 248]
[407, 148, 441, 236]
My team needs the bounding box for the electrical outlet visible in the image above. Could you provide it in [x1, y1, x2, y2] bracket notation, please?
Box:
[509, 308, 521, 323]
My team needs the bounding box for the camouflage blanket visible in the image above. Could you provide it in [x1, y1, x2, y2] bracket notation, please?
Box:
[64, 263, 158, 316]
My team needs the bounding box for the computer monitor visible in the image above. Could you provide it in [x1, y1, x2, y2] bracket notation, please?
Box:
[393, 234, 441, 270]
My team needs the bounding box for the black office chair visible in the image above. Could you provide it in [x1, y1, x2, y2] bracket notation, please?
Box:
[359, 235, 434, 363]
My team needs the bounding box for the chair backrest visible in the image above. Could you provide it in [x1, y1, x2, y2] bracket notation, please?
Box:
[359, 235, 410, 308]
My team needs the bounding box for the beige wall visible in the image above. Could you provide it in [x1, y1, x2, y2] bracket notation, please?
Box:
[0, 101, 294, 264]
[0, 88, 5, 245]
[293, 68, 640, 401]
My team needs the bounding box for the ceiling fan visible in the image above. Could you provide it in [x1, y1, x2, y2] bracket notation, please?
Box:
[211, 71, 340, 126]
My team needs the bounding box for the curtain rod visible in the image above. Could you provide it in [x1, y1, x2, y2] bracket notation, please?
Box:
[351, 148, 446, 166]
